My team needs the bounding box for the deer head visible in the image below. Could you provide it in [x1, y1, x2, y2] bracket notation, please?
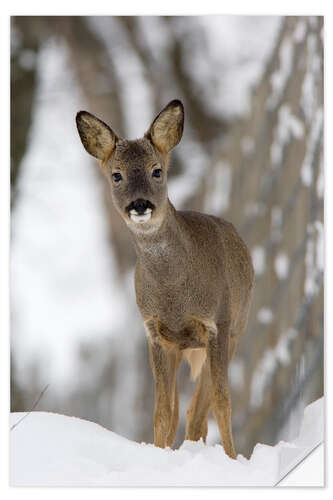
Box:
[76, 100, 184, 232]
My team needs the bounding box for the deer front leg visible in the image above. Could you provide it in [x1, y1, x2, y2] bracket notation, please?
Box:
[207, 321, 236, 459]
[167, 382, 180, 447]
[145, 319, 181, 448]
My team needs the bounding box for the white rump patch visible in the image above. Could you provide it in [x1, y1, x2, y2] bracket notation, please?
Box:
[183, 348, 207, 381]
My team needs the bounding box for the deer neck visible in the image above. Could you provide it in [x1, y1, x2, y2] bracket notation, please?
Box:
[131, 200, 186, 277]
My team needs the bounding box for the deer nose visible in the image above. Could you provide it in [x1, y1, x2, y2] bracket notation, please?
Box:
[132, 199, 149, 215]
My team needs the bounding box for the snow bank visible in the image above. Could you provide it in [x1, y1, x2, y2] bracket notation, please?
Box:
[10, 397, 323, 486]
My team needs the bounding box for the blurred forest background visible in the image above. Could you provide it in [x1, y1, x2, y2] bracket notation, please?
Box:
[10, 15, 324, 458]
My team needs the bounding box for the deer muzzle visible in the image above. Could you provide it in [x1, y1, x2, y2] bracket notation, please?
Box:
[127, 199, 155, 223]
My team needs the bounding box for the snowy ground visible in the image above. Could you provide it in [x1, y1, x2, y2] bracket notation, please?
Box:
[10, 397, 323, 487]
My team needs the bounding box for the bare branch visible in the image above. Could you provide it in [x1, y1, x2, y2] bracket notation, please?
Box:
[10, 384, 50, 431]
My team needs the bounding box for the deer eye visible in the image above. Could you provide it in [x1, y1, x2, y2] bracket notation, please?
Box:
[112, 172, 122, 182]
[152, 168, 162, 178]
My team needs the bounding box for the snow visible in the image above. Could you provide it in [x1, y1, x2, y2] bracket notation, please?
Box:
[270, 105, 304, 168]
[10, 397, 323, 487]
[244, 201, 265, 217]
[168, 139, 211, 208]
[241, 136, 255, 156]
[257, 307, 274, 325]
[304, 221, 323, 298]
[251, 246, 266, 276]
[136, 16, 171, 62]
[316, 150, 324, 198]
[204, 160, 232, 215]
[250, 328, 298, 410]
[301, 107, 323, 187]
[89, 17, 154, 139]
[191, 16, 282, 118]
[274, 252, 290, 280]
[228, 357, 245, 391]
[293, 19, 307, 44]
[314, 220, 324, 271]
[301, 31, 322, 125]
[271, 205, 283, 242]
[267, 37, 294, 110]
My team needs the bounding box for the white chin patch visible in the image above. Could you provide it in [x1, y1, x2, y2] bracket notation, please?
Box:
[130, 208, 152, 224]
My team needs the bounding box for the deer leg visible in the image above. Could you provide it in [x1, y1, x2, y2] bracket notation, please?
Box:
[207, 321, 236, 459]
[145, 319, 180, 448]
[148, 338, 173, 448]
[228, 337, 238, 363]
[185, 360, 211, 442]
[167, 384, 179, 447]
[166, 351, 182, 447]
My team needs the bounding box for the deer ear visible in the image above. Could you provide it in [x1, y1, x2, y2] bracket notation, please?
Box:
[147, 100, 184, 153]
[76, 111, 117, 161]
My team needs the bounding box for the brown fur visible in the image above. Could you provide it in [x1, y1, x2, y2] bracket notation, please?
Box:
[76, 100, 254, 459]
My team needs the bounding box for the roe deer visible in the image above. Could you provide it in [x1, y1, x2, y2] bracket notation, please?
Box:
[76, 100, 254, 459]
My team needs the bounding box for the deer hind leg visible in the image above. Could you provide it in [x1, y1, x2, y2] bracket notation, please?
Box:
[185, 359, 211, 443]
[229, 337, 238, 363]
[207, 321, 236, 459]
[145, 319, 181, 448]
